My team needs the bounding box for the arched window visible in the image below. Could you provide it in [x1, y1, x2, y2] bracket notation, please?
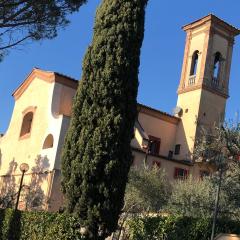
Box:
[212, 52, 221, 86]
[43, 134, 54, 149]
[190, 50, 199, 76]
[20, 112, 34, 137]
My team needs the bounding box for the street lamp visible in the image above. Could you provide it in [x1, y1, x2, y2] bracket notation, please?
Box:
[143, 140, 153, 168]
[210, 154, 226, 240]
[15, 163, 29, 210]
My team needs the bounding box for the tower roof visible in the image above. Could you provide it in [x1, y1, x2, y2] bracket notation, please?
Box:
[182, 14, 240, 36]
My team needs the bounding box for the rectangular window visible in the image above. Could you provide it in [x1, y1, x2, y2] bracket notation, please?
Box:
[174, 144, 181, 155]
[148, 135, 161, 156]
[174, 167, 189, 179]
[168, 151, 173, 159]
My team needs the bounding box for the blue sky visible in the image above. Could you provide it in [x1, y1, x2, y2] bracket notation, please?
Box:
[1, 0, 240, 133]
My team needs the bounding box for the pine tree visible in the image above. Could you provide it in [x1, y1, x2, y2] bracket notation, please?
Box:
[0, 0, 87, 60]
[61, 0, 148, 238]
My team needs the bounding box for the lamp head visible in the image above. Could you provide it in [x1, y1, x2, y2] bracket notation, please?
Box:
[20, 163, 29, 173]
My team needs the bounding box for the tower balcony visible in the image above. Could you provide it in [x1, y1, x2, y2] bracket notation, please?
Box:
[211, 77, 219, 87]
[188, 75, 196, 86]
[209, 77, 224, 92]
[203, 77, 228, 96]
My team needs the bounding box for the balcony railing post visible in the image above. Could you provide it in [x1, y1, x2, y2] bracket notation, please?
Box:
[188, 75, 196, 86]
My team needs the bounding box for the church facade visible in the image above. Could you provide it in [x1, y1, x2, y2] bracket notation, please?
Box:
[0, 14, 239, 211]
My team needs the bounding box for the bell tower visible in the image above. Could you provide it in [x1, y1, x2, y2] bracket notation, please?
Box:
[174, 14, 240, 160]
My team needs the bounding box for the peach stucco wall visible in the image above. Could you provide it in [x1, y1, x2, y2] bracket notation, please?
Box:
[175, 89, 202, 160]
[138, 112, 177, 157]
[0, 78, 77, 174]
[198, 89, 226, 127]
[0, 75, 73, 210]
[131, 127, 144, 149]
[0, 77, 55, 174]
[59, 85, 76, 116]
[0, 77, 56, 208]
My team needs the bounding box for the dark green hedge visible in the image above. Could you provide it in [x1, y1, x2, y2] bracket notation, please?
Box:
[1, 209, 240, 240]
[0, 209, 83, 240]
[127, 216, 240, 240]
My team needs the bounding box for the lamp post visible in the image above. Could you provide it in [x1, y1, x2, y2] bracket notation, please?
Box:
[210, 154, 225, 240]
[15, 163, 29, 211]
[143, 140, 153, 168]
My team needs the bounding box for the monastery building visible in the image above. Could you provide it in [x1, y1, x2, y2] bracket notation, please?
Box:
[0, 14, 239, 211]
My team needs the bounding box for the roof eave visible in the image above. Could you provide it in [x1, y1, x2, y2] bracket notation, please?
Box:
[182, 14, 240, 36]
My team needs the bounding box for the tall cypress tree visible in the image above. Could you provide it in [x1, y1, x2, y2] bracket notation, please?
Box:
[61, 0, 148, 238]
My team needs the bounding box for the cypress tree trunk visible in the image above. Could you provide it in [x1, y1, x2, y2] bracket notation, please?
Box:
[61, 0, 148, 238]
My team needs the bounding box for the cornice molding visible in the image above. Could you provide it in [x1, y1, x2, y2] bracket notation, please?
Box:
[132, 147, 193, 166]
[12, 68, 79, 100]
[178, 83, 229, 99]
[137, 104, 180, 125]
[182, 14, 240, 36]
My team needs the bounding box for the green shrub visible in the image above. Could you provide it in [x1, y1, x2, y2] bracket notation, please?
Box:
[127, 215, 240, 240]
[124, 167, 171, 213]
[0, 209, 83, 240]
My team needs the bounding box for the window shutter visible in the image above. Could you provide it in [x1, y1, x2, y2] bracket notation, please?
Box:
[174, 168, 178, 178]
[168, 151, 173, 159]
[174, 144, 181, 155]
[155, 140, 160, 155]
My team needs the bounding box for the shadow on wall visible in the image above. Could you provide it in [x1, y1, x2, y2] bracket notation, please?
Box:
[25, 155, 50, 210]
[0, 158, 18, 208]
[0, 155, 50, 210]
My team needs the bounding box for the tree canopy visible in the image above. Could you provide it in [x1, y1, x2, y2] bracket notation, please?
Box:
[124, 166, 170, 214]
[0, 0, 87, 60]
[192, 123, 240, 219]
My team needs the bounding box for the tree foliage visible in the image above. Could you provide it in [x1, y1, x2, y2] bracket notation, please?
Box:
[124, 123, 240, 222]
[124, 166, 171, 214]
[194, 122, 240, 165]
[192, 122, 240, 219]
[127, 216, 240, 240]
[0, 0, 87, 60]
[167, 176, 220, 218]
[220, 161, 240, 218]
[61, 0, 148, 239]
[0, 208, 84, 240]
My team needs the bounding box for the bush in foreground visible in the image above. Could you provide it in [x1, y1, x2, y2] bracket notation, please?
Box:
[1, 209, 240, 240]
[127, 216, 240, 240]
[0, 208, 83, 240]
[124, 166, 171, 213]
